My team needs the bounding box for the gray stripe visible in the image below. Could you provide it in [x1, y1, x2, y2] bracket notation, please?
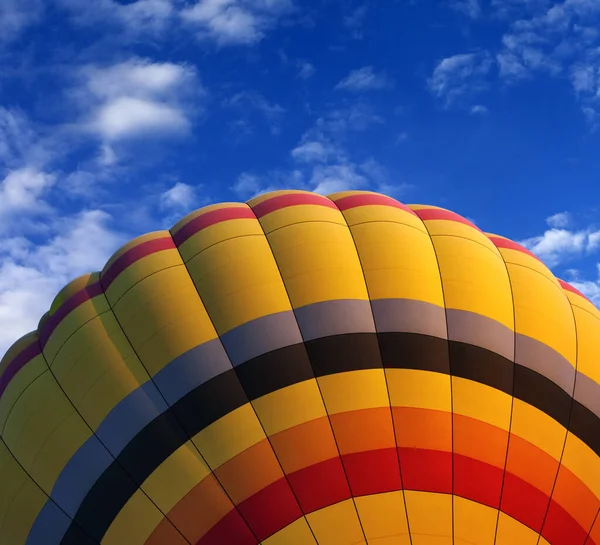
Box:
[153, 339, 232, 405]
[371, 298, 448, 339]
[96, 381, 168, 456]
[26, 500, 72, 545]
[574, 371, 600, 420]
[50, 436, 113, 518]
[220, 310, 302, 366]
[446, 309, 514, 361]
[294, 299, 376, 341]
[515, 334, 576, 395]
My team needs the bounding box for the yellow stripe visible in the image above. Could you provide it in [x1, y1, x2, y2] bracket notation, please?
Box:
[452, 377, 512, 431]
[496, 511, 551, 545]
[102, 231, 167, 273]
[2, 370, 90, 495]
[318, 369, 389, 414]
[252, 379, 327, 436]
[50, 312, 148, 431]
[508, 260, 577, 366]
[305, 499, 364, 545]
[104, 247, 182, 304]
[354, 491, 410, 544]
[177, 214, 262, 264]
[432, 235, 513, 329]
[191, 404, 266, 470]
[404, 490, 452, 545]
[350, 221, 445, 305]
[49, 273, 97, 316]
[141, 443, 211, 514]
[111, 265, 217, 376]
[259, 203, 345, 234]
[454, 496, 496, 545]
[44, 295, 111, 366]
[186, 234, 291, 334]
[261, 518, 317, 545]
[267, 221, 369, 307]
[0, 353, 45, 432]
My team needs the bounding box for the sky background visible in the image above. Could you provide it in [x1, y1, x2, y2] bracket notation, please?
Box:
[0, 0, 599, 357]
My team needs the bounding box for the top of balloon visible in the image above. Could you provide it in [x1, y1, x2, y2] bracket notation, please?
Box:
[0, 188, 597, 385]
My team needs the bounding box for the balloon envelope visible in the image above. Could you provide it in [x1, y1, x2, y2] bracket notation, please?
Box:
[1, 190, 599, 545]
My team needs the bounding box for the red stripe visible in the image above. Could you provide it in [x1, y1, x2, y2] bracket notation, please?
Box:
[287, 456, 351, 513]
[543, 499, 591, 545]
[334, 193, 419, 216]
[414, 208, 482, 232]
[39, 283, 104, 348]
[559, 279, 594, 305]
[197, 448, 591, 545]
[237, 478, 302, 542]
[488, 236, 542, 263]
[172, 207, 256, 247]
[102, 236, 176, 289]
[196, 508, 256, 545]
[0, 342, 42, 400]
[252, 193, 337, 219]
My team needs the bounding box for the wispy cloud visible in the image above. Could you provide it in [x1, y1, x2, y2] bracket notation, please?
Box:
[0, 209, 126, 356]
[546, 211, 571, 228]
[0, 0, 43, 44]
[428, 51, 493, 105]
[233, 101, 410, 201]
[57, 0, 175, 36]
[450, 0, 481, 19]
[335, 66, 392, 92]
[343, 5, 368, 39]
[297, 61, 315, 79]
[181, 0, 293, 46]
[470, 104, 489, 115]
[225, 91, 286, 134]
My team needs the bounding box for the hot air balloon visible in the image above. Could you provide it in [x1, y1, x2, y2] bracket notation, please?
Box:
[0, 190, 599, 545]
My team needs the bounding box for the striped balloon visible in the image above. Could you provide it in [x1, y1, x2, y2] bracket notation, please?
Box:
[0, 190, 599, 545]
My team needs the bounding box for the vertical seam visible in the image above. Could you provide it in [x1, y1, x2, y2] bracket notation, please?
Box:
[410, 212, 455, 545]
[169, 220, 318, 544]
[490, 241, 517, 545]
[248, 200, 370, 545]
[535, 287, 579, 545]
[328, 196, 414, 545]
[40, 283, 192, 545]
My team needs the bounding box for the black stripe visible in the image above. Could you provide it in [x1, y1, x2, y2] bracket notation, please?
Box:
[60, 332, 593, 545]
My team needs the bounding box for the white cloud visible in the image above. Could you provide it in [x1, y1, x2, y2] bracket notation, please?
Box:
[343, 5, 368, 38]
[92, 97, 190, 140]
[0, 0, 43, 44]
[546, 211, 571, 228]
[181, 0, 293, 46]
[297, 61, 315, 79]
[57, 0, 174, 35]
[451, 0, 481, 19]
[160, 182, 197, 209]
[291, 141, 331, 163]
[0, 210, 126, 357]
[428, 52, 493, 104]
[225, 91, 286, 134]
[570, 264, 600, 306]
[520, 227, 600, 267]
[471, 104, 489, 115]
[76, 59, 199, 142]
[310, 163, 367, 195]
[335, 66, 392, 92]
[0, 168, 55, 222]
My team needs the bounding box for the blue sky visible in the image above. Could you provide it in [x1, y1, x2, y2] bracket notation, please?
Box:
[0, 0, 599, 356]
